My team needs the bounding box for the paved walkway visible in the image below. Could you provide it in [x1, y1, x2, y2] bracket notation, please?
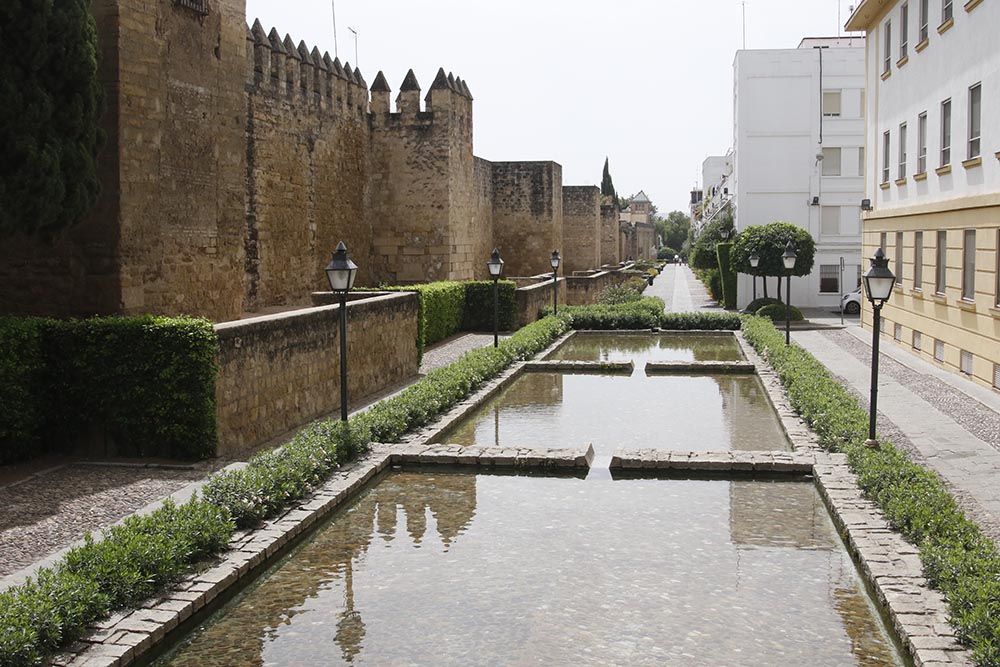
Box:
[793, 326, 1000, 541]
[646, 264, 719, 312]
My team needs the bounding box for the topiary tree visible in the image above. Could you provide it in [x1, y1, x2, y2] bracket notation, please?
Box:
[731, 222, 815, 301]
[689, 213, 734, 271]
[0, 0, 102, 238]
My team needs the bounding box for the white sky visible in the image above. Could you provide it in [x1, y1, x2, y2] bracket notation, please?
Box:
[245, 0, 861, 213]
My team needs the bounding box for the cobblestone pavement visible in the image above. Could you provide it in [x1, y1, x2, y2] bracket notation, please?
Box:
[0, 464, 207, 578]
[793, 328, 1000, 544]
[419, 333, 503, 375]
[645, 264, 719, 312]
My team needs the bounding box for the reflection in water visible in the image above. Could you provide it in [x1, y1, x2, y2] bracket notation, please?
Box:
[434, 372, 792, 454]
[548, 333, 744, 363]
[159, 472, 902, 667]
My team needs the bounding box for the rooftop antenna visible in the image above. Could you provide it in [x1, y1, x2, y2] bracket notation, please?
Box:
[838, 0, 842, 38]
[331, 0, 339, 58]
[348, 26, 359, 68]
[741, 1, 747, 49]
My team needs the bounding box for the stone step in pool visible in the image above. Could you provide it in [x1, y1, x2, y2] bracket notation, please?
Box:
[155, 470, 904, 666]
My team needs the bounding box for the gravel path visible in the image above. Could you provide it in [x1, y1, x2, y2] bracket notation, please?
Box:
[419, 333, 504, 375]
[827, 329, 1000, 451]
[0, 464, 205, 578]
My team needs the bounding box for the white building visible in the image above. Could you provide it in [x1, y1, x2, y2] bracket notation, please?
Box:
[701, 153, 735, 228]
[732, 37, 866, 309]
[847, 0, 1000, 390]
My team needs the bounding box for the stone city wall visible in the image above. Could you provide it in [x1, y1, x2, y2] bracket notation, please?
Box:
[565, 269, 626, 306]
[562, 186, 602, 274]
[513, 278, 566, 329]
[491, 161, 564, 278]
[214, 292, 419, 456]
[601, 203, 621, 267]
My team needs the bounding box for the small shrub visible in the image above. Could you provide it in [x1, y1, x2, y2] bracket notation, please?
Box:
[743, 297, 784, 314]
[660, 312, 742, 330]
[598, 283, 644, 305]
[756, 303, 803, 321]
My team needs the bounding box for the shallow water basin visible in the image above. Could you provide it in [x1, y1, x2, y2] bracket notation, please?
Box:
[547, 332, 744, 364]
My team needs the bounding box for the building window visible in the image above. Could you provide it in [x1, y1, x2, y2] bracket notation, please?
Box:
[895, 232, 904, 280]
[894, 323, 903, 341]
[969, 83, 982, 160]
[859, 147, 865, 176]
[823, 91, 842, 117]
[919, 0, 929, 42]
[900, 3, 910, 57]
[856, 264, 863, 289]
[823, 147, 842, 176]
[943, 0, 953, 23]
[821, 207, 841, 236]
[820, 265, 840, 293]
[883, 20, 893, 74]
[860, 89, 866, 118]
[936, 229, 947, 294]
[994, 364, 1000, 390]
[914, 231, 923, 289]
[880, 232, 888, 253]
[934, 339, 945, 362]
[996, 230, 1000, 307]
[917, 112, 928, 174]
[961, 350, 974, 375]
[962, 229, 976, 300]
[913, 331, 922, 350]
[174, 0, 209, 15]
[883, 131, 891, 183]
[941, 99, 952, 166]
[898, 122, 908, 179]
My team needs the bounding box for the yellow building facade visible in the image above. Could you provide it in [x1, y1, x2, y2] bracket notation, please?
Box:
[848, 0, 1000, 391]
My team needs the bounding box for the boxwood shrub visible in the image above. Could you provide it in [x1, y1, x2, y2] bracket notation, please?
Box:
[756, 303, 803, 322]
[0, 316, 218, 464]
[461, 280, 516, 333]
[548, 299, 742, 332]
[742, 315, 1000, 665]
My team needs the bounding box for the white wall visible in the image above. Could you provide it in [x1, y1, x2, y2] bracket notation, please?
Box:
[865, 0, 1000, 210]
[733, 44, 866, 309]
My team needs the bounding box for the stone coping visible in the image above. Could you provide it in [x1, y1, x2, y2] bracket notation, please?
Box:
[522, 360, 634, 374]
[644, 361, 755, 374]
[215, 291, 413, 336]
[569, 328, 739, 337]
[52, 328, 975, 666]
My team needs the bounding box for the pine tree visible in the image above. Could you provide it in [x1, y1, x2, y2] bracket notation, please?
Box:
[0, 0, 102, 238]
[601, 157, 617, 202]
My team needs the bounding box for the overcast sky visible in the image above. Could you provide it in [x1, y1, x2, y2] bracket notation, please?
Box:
[245, 0, 861, 214]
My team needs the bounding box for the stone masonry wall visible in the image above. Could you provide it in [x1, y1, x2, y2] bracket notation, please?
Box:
[491, 162, 564, 278]
[562, 186, 601, 274]
[601, 203, 621, 267]
[214, 292, 419, 456]
[513, 278, 565, 329]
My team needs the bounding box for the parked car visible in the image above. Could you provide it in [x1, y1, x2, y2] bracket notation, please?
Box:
[841, 287, 862, 315]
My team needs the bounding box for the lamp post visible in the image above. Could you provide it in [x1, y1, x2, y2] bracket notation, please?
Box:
[749, 253, 760, 301]
[550, 250, 561, 315]
[782, 241, 797, 345]
[325, 241, 358, 422]
[487, 248, 504, 348]
[862, 247, 897, 448]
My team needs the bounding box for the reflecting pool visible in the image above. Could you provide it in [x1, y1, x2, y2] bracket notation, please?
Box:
[547, 333, 744, 364]
[432, 371, 792, 454]
[158, 471, 903, 666]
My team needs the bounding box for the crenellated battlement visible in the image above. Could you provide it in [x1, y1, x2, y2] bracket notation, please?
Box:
[245, 18, 369, 120]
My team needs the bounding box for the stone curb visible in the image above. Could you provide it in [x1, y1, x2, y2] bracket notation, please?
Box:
[608, 449, 818, 473]
[390, 443, 595, 469]
[643, 361, 755, 374]
[522, 360, 634, 374]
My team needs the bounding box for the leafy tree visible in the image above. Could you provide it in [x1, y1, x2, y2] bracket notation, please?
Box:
[655, 211, 691, 253]
[731, 221, 816, 301]
[0, 0, 102, 238]
[689, 213, 734, 271]
[601, 157, 616, 202]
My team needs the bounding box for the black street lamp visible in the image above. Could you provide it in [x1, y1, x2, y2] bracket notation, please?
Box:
[325, 241, 359, 422]
[487, 248, 505, 348]
[862, 247, 897, 448]
[749, 253, 760, 301]
[550, 250, 561, 315]
[782, 241, 797, 345]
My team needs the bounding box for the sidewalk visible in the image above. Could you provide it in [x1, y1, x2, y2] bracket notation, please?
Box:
[647, 264, 719, 313]
[792, 325, 1000, 541]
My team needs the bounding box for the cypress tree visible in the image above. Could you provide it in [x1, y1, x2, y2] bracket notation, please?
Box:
[601, 157, 616, 202]
[0, 0, 102, 238]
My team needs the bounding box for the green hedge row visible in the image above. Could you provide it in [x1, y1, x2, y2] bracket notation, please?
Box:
[372, 280, 517, 354]
[0, 316, 218, 464]
[716, 242, 737, 310]
[742, 316, 1000, 665]
[546, 298, 743, 332]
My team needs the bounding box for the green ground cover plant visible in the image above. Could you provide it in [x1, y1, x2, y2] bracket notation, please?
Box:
[742, 316, 1000, 665]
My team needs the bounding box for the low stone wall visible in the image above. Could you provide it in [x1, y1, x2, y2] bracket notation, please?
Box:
[565, 269, 626, 306]
[214, 292, 419, 457]
[513, 277, 566, 328]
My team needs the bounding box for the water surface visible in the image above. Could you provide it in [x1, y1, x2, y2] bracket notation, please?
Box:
[159, 471, 902, 667]
[547, 333, 744, 363]
[433, 371, 791, 454]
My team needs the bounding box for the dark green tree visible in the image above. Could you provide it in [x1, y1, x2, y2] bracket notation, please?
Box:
[600, 157, 616, 202]
[0, 0, 102, 238]
[731, 221, 816, 301]
[655, 211, 691, 254]
[689, 213, 735, 271]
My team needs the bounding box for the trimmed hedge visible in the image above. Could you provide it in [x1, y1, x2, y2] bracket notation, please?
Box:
[716, 242, 737, 310]
[0, 316, 218, 464]
[743, 297, 784, 314]
[461, 281, 517, 333]
[0, 499, 233, 667]
[743, 316, 1000, 665]
[547, 299, 743, 332]
[756, 303, 803, 322]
